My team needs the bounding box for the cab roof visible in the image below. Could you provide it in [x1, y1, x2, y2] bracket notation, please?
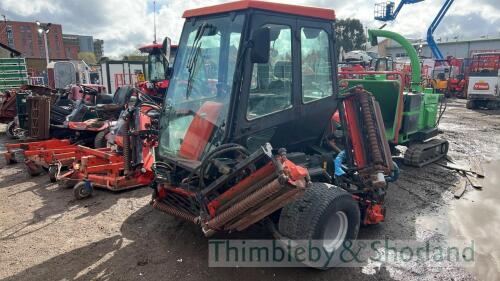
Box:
[138, 43, 178, 54]
[182, 0, 335, 21]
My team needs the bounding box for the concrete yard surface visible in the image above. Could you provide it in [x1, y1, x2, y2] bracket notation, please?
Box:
[0, 99, 499, 281]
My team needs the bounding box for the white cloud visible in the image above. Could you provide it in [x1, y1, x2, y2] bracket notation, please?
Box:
[1, 0, 499, 58]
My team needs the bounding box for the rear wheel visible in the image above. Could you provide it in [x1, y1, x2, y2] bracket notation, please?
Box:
[48, 165, 58, 183]
[73, 181, 93, 200]
[278, 182, 360, 269]
[466, 100, 475, 109]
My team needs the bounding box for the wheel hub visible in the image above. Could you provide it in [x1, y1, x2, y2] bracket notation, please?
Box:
[322, 211, 348, 252]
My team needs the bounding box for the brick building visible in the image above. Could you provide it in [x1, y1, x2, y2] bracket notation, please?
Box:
[0, 20, 66, 60]
[0, 20, 104, 71]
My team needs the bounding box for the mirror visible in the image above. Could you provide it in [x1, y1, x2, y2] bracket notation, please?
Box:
[146, 109, 160, 119]
[250, 27, 270, 64]
[162, 36, 172, 63]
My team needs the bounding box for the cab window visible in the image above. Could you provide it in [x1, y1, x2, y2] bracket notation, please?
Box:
[300, 28, 333, 103]
[247, 24, 292, 120]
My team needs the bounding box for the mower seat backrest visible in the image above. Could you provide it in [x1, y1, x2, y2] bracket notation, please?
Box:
[344, 79, 401, 141]
[269, 61, 292, 90]
[178, 101, 224, 161]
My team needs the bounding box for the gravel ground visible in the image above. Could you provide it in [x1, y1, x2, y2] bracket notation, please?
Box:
[0, 98, 499, 281]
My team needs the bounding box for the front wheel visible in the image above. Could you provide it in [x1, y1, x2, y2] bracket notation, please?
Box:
[278, 182, 360, 269]
[73, 181, 93, 200]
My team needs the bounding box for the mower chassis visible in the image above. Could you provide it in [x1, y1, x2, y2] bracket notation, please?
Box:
[57, 145, 154, 198]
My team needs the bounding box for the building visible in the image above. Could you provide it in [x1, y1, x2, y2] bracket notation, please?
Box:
[93, 39, 104, 61]
[62, 34, 79, 60]
[0, 20, 65, 60]
[381, 36, 500, 59]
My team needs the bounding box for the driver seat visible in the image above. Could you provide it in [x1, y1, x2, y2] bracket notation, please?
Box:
[179, 101, 224, 160]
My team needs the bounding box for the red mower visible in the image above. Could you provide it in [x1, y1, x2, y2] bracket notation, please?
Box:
[56, 95, 161, 199]
[3, 86, 141, 176]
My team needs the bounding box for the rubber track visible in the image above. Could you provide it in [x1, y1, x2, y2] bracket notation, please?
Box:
[404, 138, 449, 167]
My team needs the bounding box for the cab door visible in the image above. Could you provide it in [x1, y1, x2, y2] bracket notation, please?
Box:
[295, 19, 338, 145]
[233, 12, 301, 151]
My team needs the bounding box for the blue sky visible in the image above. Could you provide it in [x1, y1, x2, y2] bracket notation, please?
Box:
[1, 0, 499, 58]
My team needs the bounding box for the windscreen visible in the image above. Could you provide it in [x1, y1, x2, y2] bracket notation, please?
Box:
[148, 49, 166, 82]
[158, 14, 244, 161]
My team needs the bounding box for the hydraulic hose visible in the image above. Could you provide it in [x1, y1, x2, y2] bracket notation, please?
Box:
[385, 161, 400, 183]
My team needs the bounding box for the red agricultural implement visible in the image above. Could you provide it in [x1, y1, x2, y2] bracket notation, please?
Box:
[56, 98, 161, 199]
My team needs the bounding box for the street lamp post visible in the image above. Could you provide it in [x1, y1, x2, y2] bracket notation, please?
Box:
[36, 21, 51, 69]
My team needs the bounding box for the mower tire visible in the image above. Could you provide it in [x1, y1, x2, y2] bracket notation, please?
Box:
[73, 181, 93, 200]
[5, 121, 16, 139]
[48, 165, 58, 183]
[278, 182, 360, 269]
[94, 129, 110, 148]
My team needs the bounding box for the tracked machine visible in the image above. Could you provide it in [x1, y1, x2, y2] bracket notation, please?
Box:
[340, 29, 448, 167]
[148, 1, 399, 268]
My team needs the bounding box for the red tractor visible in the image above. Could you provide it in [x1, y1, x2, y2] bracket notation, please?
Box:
[148, 0, 396, 268]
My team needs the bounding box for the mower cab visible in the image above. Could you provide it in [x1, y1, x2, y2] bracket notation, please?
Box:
[150, 1, 395, 266]
[137, 41, 173, 100]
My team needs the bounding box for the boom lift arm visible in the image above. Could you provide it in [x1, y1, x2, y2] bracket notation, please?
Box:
[426, 0, 454, 60]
